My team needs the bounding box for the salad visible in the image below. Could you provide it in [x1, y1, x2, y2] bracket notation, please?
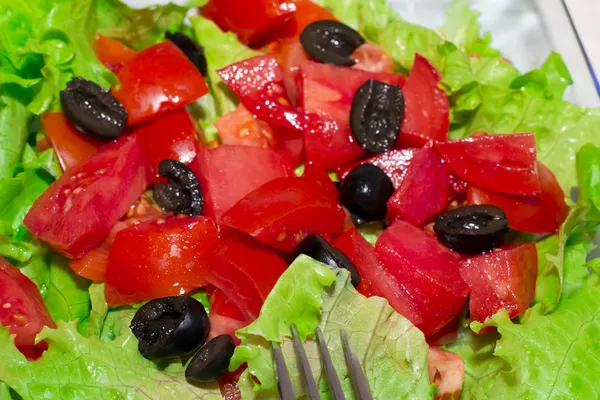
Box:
[1, 0, 600, 398]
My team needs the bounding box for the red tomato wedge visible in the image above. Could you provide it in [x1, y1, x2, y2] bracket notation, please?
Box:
[262, 0, 337, 42]
[95, 34, 137, 73]
[298, 61, 406, 169]
[278, 130, 305, 166]
[386, 147, 450, 226]
[337, 148, 417, 189]
[24, 135, 150, 259]
[375, 221, 469, 335]
[195, 145, 293, 219]
[222, 175, 345, 253]
[132, 108, 201, 183]
[112, 41, 209, 125]
[208, 288, 248, 340]
[351, 42, 395, 74]
[437, 133, 540, 195]
[467, 161, 568, 233]
[104, 216, 219, 306]
[217, 54, 311, 132]
[279, 38, 309, 106]
[41, 112, 101, 171]
[395, 54, 449, 147]
[459, 243, 537, 324]
[201, 0, 295, 45]
[215, 103, 277, 148]
[0, 257, 56, 360]
[207, 233, 288, 320]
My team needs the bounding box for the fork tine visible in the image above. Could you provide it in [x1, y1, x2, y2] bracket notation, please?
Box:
[340, 330, 373, 400]
[315, 327, 346, 400]
[272, 342, 296, 400]
[290, 324, 321, 400]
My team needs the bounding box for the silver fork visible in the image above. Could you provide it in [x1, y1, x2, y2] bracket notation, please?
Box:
[271, 324, 373, 400]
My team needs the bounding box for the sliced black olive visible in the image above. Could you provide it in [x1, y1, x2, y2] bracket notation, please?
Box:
[340, 164, 394, 222]
[185, 335, 235, 383]
[350, 79, 404, 153]
[292, 234, 360, 286]
[300, 20, 365, 66]
[166, 32, 208, 77]
[152, 159, 203, 216]
[434, 205, 509, 254]
[60, 77, 127, 140]
[130, 296, 210, 360]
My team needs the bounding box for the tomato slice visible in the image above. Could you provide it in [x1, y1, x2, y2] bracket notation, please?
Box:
[375, 220, 469, 336]
[467, 161, 568, 233]
[217, 54, 311, 132]
[207, 233, 288, 320]
[208, 288, 249, 345]
[437, 133, 540, 195]
[460, 243, 537, 324]
[278, 38, 308, 106]
[215, 103, 278, 148]
[104, 216, 219, 306]
[24, 135, 150, 259]
[351, 42, 395, 74]
[395, 54, 449, 147]
[195, 145, 293, 219]
[41, 112, 101, 171]
[277, 130, 305, 166]
[222, 175, 345, 253]
[201, 0, 295, 45]
[112, 41, 209, 125]
[0, 257, 56, 360]
[337, 148, 417, 189]
[386, 147, 450, 226]
[262, 0, 336, 42]
[95, 34, 137, 73]
[298, 61, 406, 169]
[132, 108, 202, 183]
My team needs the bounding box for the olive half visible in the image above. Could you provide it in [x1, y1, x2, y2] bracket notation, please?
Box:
[152, 159, 203, 216]
[300, 20, 365, 66]
[185, 335, 236, 383]
[130, 296, 210, 360]
[292, 234, 361, 286]
[60, 77, 128, 140]
[166, 32, 208, 77]
[434, 205, 509, 254]
[340, 164, 395, 222]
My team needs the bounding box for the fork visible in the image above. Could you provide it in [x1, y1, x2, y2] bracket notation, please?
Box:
[271, 324, 374, 400]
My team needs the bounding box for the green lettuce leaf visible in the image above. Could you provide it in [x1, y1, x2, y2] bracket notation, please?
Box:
[231, 255, 432, 399]
[0, 94, 31, 180]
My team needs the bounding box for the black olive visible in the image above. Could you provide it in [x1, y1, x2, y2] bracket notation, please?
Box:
[152, 159, 203, 216]
[350, 79, 404, 153]
[292, 234, 361, 286]
[300, 20, 365, 66]
[166, 32, 208, 77]
[340, 164, 394, 222]
[130, 296, 210, 360]
[185, 335, 236, 383]
[60, 77, 127, 140]
[434, 205, 509, 254]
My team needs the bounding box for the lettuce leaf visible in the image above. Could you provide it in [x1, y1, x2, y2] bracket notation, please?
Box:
[231, 255, 432, 399]
[0, 94, 31, 180]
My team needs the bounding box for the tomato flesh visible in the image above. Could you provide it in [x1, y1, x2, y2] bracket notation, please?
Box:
[0, 257, 55, 359]
[467, 161, 568, 234]
[222, 175, 345, 253]
[24, 135, 150, 259]
[112, 41, 209, 125]
[337, 149, 417, 189]
[41, 112, 101, 171]
[437, 133, 540, 195]
[375, 220, 469, 335]
[215, 103, 277, 149]
[351, 42, 395, 74]
[459, 243, 537, 324]
[195, 145, 293, 219]
[104, 216, 219, 306]
[95, 34, 137, 73]
[208, 288, 249, 345]
[386, 147, 450, 226]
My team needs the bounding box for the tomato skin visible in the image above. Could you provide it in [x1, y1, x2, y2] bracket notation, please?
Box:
[0, 257, 56, 360]
[95, 34, 137, 73]
[112, 41, 209, 125]
[386, 147, 450, 226]
[468, 162, 567, 234]
[104, 216, 219, 306]
[375, 220, 469, 336]
[437, 133, 540, 196]
[41, 112, 101, 171]
[459, 243, 537, 324]
[395, 54, 449, 147]
[263, 0, 336, 42]
[215, 103, 278, 148]
[195, 145, 293, 219]
[337, 149, 417, 189]
[222, 175, 345, 253]
[24, 135, 150, 259]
